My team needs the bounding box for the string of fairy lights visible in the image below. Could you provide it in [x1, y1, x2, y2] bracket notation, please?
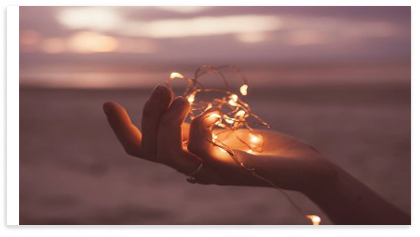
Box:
[166, 65, 321, 225]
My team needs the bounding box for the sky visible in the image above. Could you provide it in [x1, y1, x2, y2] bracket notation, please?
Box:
[19, 6, 411, 88]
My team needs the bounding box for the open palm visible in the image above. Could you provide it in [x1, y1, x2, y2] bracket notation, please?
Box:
[103, 85, 337, 194]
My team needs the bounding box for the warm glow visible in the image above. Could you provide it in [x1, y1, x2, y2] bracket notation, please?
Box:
[236, 32, 267, 43]
[20, 30, 41, 46]
[249, 133, 261, 144]
[156, 6, 212, 13]
[20, 30, 41, 52]
[228, 99, 237, 106]
[116, 38, 158, 54]
[42, 38, 65, 54]
[287, 30, 326, 46]
[231, 94, 238, 102]
[306, 215, 321, 225]
[58, 7, 123, 31]
[67, 31, 118, 53]
[216, 123, 226, 128]
[217, 147, 227, 153]
[187, 93, 195, 103]
[212, 133, 218, 142]
[235, 110, 245, 118]
[120, 15, 282, 38]
[224, 115, 235, 124]
[240, 85, 248, 96]
[170, 72, 184, 79]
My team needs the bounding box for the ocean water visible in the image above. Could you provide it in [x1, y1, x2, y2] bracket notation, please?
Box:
[19, 85, 410, 224]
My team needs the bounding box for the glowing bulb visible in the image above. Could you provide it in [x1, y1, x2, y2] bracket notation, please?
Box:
[170, 72, 184, 79]
[212, 133, 218, 142]
[187, 93, 195, 103]
[224, 115, 235, 124]
[306, 215, 321, 225]
[231, 94, 238, 102]
[240, 84, 248, 96]
[235, 110, 245, 118]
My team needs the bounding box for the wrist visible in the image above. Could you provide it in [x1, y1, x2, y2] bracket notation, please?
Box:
[301, 162, 341, 199]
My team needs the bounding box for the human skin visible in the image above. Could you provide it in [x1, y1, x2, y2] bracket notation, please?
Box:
[103, 85, 410, 225]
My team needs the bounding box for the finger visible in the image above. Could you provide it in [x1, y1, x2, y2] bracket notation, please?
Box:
[140, 85, 172, 158]
[188, 107, 225, 165]
[157, 97, 201, 173]
[182, 123, 190, 141]
[103, 101, 142, 156]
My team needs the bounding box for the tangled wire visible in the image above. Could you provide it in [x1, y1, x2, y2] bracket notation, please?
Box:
[166, 65, 320, 225]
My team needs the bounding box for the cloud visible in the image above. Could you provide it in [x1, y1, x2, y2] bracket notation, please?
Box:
[20, 6, 410, 63]
[118, 15, 282, 38]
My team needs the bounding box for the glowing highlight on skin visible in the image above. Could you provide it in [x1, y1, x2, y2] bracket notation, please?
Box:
[208, 114, 221, 119]
[249, 133, 261, 144]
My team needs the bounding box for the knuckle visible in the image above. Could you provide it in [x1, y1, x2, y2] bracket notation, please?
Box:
[142, 103, 156, 119]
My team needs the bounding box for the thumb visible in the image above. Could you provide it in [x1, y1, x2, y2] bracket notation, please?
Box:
[188, 107, 225, 165]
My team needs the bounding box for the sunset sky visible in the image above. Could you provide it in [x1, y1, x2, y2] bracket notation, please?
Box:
[19, 6, 411, 88]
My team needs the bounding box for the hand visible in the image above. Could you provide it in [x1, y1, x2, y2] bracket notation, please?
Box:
[103, 85, 338, 194]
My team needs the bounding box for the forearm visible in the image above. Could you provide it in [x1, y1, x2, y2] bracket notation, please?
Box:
[304, 166, 410, 225]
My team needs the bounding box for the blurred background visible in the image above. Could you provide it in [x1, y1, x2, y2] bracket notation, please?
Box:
[19, 6, 410, 224]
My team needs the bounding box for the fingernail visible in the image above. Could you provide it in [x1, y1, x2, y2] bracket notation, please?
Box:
[150, 85, 165, 101]
[172, 96, 187, 108]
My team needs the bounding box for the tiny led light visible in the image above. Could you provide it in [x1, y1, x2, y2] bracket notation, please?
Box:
[228, 94, 239, 106]
[170, 72, 184, 79]
[235, 110, 245, 118]
[224, 115, 235, 124]
[231, 94, 238, 102]
[240, 84, 248, 96]
[306, 215, 321, 225]
[212, 133, 218, 142]
[187, 94, 195, 103]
